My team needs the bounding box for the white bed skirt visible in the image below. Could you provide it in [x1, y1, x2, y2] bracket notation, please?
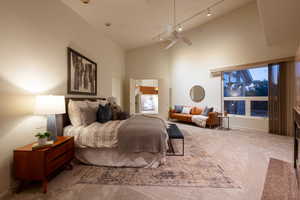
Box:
[75, 148, 165, 168]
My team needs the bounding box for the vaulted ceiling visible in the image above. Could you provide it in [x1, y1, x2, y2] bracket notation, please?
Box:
[61, 0, 254, 50]
[257, 0, 300, 45]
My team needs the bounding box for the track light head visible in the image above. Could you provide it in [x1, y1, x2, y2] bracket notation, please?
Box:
[177, 26, 183, 32]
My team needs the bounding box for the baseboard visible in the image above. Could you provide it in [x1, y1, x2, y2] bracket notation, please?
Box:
[231, 125, 268, 133]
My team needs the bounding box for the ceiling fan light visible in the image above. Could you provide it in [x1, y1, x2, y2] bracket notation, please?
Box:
[207, 8, 212, 17]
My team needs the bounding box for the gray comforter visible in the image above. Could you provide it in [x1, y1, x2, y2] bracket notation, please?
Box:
[118, 115, 168, 153]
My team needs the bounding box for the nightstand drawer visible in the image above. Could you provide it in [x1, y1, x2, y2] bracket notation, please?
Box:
[46, 150, 74, 175]
[46, 139, 74, 162]
[14, 136, 74, 193]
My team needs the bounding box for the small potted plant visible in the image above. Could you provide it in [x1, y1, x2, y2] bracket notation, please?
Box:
[35, 132, 51, 145]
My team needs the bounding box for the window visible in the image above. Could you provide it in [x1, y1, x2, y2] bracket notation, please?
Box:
[223, 66, 268, 118]
[224, 101, 245, 115]
[224, 67, 268, 97]
[251, 101, 268, 117]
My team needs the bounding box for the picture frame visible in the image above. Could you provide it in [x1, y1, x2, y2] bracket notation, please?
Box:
[67, 47, 97, 95]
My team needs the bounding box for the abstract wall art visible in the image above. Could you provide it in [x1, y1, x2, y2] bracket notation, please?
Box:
[67, 48, 97, 95]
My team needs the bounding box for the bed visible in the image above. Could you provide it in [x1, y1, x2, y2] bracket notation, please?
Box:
[61, 98, 168, 168]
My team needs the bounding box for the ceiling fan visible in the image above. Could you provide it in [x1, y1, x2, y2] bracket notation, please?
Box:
[155, 0, 224, 50]
[163, 0, 192, 50]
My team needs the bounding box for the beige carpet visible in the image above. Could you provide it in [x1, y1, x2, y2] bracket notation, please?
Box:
[77, 131, 239, 188]
[261, 158, 299, 200]
[5, 123, 294, 200]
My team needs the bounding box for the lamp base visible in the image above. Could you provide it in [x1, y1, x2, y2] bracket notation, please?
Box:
[47, 115, 58, 142]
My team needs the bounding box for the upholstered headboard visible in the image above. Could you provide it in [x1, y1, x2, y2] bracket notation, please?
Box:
[57, 97, 106, 136]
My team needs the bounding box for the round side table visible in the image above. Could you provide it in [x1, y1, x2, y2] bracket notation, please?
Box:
[218, 115, 230, 130]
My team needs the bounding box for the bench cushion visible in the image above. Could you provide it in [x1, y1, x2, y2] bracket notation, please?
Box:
[167, 124, 184, 139]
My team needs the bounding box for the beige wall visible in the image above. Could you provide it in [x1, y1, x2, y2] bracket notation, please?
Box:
[126, 44, 171, 118]
[125, 2, 298, 131]
[0, 0, 125, 195]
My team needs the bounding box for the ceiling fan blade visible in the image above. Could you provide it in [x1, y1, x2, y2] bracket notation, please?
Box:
[181, 37, 192, 46]
[165, 39, 178, 49]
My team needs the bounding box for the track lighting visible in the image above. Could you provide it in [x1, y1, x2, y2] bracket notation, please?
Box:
[153, 0, 224, 44]
[207, 8, 212, 17]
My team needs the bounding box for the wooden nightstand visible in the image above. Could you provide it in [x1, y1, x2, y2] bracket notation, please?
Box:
[14, 136, 74, 193]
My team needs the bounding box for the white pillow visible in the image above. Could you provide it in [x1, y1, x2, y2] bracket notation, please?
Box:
[68, 100, 96, 127]
[68, 100, 85, 127]
[181, 107, 192, 114]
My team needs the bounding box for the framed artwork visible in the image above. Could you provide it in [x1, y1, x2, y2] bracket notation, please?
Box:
[67, 47, 97, 95]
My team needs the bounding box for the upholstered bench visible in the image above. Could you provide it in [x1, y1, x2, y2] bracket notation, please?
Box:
[167, 123, 184, 156]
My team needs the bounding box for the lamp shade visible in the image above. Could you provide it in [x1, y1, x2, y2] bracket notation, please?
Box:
[34, 95, 66, 115]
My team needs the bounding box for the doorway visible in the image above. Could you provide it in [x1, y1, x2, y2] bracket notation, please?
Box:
[130, 79, 159, 114]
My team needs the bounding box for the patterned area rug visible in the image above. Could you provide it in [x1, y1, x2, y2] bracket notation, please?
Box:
[261, 158, 299, 200]
[77, 129, 240, 188]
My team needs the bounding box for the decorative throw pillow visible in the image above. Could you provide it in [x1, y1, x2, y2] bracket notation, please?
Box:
[97, 104, 112, 123]
[202, 107, 214, 116]
[81, 106, 97, 126]
[174, 105, 183, 113]
[181, 106, 192, 114]
[110, 103, 122, 120]
[202, 106, 208, 116]
[117, 111, 130, 120]
[85, 100, 100, 123]
[191, 107, 202, 115]
[86, 100, 100, 113]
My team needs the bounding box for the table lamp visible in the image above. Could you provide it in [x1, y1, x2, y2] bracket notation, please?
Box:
[34, 95, 66, 141]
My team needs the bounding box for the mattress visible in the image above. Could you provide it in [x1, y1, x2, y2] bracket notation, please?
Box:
[63, 122, 165, 168]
